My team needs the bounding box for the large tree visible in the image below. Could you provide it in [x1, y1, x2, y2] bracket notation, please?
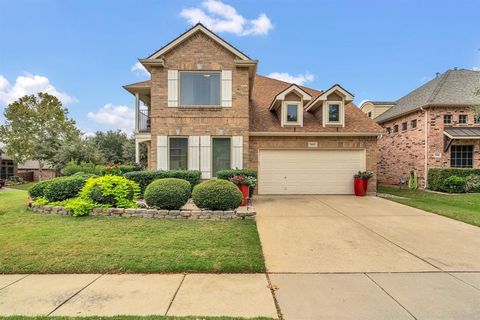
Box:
[0, 93, 80, 179]
[53, 137, 104, 167]
[92, 130, 133, 164]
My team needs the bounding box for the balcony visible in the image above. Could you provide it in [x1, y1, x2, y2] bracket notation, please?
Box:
[137, 108, 151, 133]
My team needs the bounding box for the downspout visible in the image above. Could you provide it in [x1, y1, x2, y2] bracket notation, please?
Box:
[421, 107, 428, 188]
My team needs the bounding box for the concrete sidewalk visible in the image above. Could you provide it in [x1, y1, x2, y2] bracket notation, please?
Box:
[2, 272, 480, 319]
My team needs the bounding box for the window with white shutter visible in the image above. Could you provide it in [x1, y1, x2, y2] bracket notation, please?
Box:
[221, 70, 232, 107]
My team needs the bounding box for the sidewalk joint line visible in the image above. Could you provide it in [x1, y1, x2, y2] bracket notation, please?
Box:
[0, 274, 30, 291]
[365, 273, 418, 320]
[47, 274, 104, 316]
[447, 272, 480, 292]
[265, 273, 283, 320]
[165, 273, 186, 316]
[314, 197, 443, 272]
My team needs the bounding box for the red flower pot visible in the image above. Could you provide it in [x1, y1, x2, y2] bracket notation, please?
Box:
[237, 184, 250, 206]
[354, 178, 367, 196]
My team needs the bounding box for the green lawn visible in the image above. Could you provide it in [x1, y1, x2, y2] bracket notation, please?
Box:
[0, 190, 265, 274]
[5, 182, 38, 191]
[378, 185, 480, 227]
[0, 317, 274, 320]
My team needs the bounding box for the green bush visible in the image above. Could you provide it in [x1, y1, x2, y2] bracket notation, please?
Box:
[144, 178, 191, 210]
[80, 175, 140, 208]
[465, 175, 480, 193]
[62, 161, 99, 176]
[43, 176, 90, 202]
[60, 197, 96, 217]
[29, 179, 54, 199]
[442, 176, 466, 193]
[428, 168, 480, 192]
[124, 170, 202, 194]
[192, 179, 243, 210]
[216, 169, 257, 197]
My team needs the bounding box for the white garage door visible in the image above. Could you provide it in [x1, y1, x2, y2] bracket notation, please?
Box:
[258, 149, 366, 195]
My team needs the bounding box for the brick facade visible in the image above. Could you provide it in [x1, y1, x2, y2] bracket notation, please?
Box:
[127, 25, 382, 194]
[148, 32, 250, 169]
[378, 107, 480, 188]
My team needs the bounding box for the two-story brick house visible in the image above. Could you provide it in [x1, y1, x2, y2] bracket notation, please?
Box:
[367, 69, 480, 188]
[124, 24, 382, 194]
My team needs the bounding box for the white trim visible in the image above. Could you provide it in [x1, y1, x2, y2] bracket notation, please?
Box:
[167, 70, 178, 107]
[221, 70, 232, 107]
[231, 136, 243, 169]
[156, 136, 168, 170]
[188, 136, 200, 170]
[148, 24, 250, 60]
[268, 85, 311, 111]
[281, 101, 303, 127]
[200, 136, 211, 179]
[305, 84, 354, 112]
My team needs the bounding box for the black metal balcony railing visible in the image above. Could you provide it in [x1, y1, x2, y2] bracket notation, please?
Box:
[138, 110, 151, 133]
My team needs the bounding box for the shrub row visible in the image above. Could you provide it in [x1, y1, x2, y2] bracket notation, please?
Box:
[62, 161, 141, 176]
[428, 168, 480, 192]
[29, 173, 94, 201]
[124, 170, 202, 194]
[216, 168, 257, 197]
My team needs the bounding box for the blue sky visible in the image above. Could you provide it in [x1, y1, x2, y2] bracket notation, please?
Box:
[0, 0, 479, 135]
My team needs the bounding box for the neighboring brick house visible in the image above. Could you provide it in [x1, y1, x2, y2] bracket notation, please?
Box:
[366, 69, 480, 188]
[124, 24, 382, 194]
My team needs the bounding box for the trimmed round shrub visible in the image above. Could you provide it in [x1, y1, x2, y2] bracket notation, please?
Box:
[192, 179, 243, 210]
[43, 176, 89, 202]
[465, 175, 480, 193]
[144, 178, 191, 210]
[80, 175, 140, 208]
[442, 176, 466, 193]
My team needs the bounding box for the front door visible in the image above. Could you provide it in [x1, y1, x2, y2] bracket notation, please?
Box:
[212, 137, 231, 177]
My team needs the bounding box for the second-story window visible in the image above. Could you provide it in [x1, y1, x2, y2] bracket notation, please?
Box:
[459, 114, 468, 124]
[179, 72, 220, 106]
[286, 104, 298, 123]
[393, 125, 399, 133]
[411, 119, 417, 128]
[328, 103, 341, 123]
[444, 114, 452, 124]
[402, 122, 407, 131]
[475, 114, 480, 124]
[368, 111, 372, 118]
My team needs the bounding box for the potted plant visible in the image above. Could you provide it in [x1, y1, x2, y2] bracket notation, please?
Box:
[229, 174, 256, 206]
[354, 171, 373, 196]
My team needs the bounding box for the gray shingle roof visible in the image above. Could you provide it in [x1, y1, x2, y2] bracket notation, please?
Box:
[375, 69, 480, 123]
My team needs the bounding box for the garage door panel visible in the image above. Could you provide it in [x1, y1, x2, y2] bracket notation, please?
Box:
[258, 150, 366, 195]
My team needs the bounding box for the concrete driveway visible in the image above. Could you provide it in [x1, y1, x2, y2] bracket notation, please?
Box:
[255, 195, 480, 319]
[255, 195, 480, 273]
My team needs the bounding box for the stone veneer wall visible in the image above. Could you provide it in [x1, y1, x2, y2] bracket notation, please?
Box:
[29, 205, 256, 220]
[248, 135, 379, 193]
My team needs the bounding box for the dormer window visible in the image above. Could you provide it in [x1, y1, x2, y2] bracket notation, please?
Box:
[287, 104, 299, 122]
[328, 103, 341, 123]
[305, 84, 353, 128]
[282, 102, 302, 126]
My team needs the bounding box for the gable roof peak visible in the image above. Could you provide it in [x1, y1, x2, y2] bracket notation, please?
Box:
[146, 23, 251, 61]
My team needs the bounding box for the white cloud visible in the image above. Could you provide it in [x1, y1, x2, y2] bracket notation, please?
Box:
[180, 0, 273, 36]
[131, 61, 150, 77]
[267, 72, 315, 85]
[0, 73, 77, 106]
[87, 104, 135, 133]
[473, 66, 480, 71]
